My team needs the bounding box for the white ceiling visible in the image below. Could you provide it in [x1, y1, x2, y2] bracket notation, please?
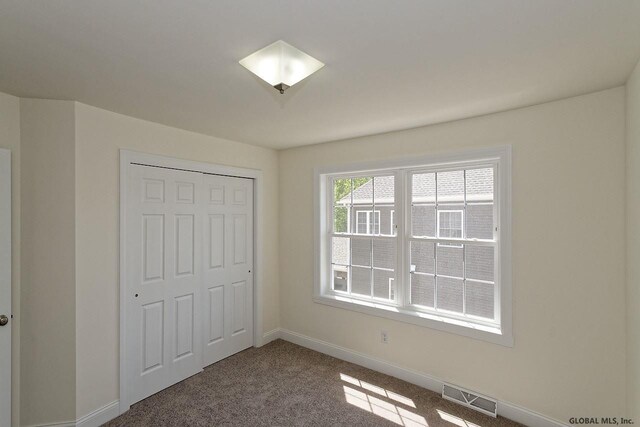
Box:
[1, 1, 639, 150]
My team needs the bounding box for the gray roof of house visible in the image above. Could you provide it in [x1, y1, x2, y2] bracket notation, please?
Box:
[337, 169, 493, 204]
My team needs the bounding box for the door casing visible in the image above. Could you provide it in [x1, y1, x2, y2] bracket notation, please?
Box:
[119, 150, 264, 414]
[0, 148, 11, 427]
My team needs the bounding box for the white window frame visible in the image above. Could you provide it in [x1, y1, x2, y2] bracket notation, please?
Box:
[314, 146, 512, 346]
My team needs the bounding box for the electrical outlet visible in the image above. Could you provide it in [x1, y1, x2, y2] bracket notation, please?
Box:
[381, 331, 389, 344]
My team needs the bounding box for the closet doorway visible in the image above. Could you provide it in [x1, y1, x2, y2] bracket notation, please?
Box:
[119, 151, 262, 413]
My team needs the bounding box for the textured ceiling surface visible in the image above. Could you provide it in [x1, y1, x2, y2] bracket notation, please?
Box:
[1, 0, 639, 149]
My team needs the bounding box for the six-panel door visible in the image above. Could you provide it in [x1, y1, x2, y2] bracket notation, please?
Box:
[126, 165, 204, 404]
[202, 174, 254, 366]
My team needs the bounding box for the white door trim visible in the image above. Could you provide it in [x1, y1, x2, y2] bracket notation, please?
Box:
[0, 148, 11, 427]
[118, 150, 265, 414]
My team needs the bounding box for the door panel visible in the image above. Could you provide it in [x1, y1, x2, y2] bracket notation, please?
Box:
[208, 286, 224, 343]
[175, 214, 194, 276]
[232, 281, 246, 335]
[126, 165, 203, 404]
[142, 301, 164, 373]
[202, 175, 253, 366]
[208, 215, 224, 269]
[142, 214, 164, 282]
[175, 294, 194, 360]
[233, 215, 247, 265]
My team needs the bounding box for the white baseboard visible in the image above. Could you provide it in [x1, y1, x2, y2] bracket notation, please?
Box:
[76, 400, 120, 427]
[262, 328, 283, 345]
[27, 422, 75, 427]
[272, 328, 568, 427]
[28, 400, 120, 427]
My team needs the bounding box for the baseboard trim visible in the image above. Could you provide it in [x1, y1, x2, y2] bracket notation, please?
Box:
[26, 422, 75, 427]
[27, 400, 120, 427]
[276, 328, 568, 427]
[76, 400, 120, 427]
[262, 328, 282, 345]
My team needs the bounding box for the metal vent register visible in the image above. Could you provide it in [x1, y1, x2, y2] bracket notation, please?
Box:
[442, 383, 498, 417]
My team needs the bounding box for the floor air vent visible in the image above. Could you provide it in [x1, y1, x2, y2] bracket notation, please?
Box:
[442, 383, 497, 417]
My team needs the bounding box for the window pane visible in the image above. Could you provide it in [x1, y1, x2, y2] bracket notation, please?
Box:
[351, 266, 371, 296]
[332, 266, 348, 292]
[333, 206, 349, 233]
[438, 210, 463, 239]
[350, 177, 373, 234]
[412, 173, 435, 201]
[372, 211, 380, 234]
[373, 269, 395, 300]
[374, 176, 394, 236]
[332, 237, 350, 266]
[412, 205, 435, 237]
[373, 239, 395, 270]
[351, 238, 371, 267]
[437, 277, 463, 313]
[466, 280, 494, 319]
[333, 177, 353, 205]
[465, 245, 494, 282]
[412, 173, 435, 237]
[411, 273, 434, 307]
[410, 241, 434, 274]
[466, 168, 493, 202]
[436, 244, 463, 278]
[437, 170, 464, 204]
[466, 203, 493, 240]
[355, 210, 370, 234]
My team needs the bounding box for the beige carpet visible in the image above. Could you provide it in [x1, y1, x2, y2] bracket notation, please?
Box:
[106, 339, 523, 426]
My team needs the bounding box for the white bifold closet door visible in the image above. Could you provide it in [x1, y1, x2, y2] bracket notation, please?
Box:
[126, 164, 253, 406]
[126, 165, 204, 404]
[202, 174, 253, 366]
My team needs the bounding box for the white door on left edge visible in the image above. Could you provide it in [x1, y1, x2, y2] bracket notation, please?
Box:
[0, 149, 11, 427]
[126, 165, 203, 405]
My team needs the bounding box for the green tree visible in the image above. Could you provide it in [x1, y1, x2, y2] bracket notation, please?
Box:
[333, 177, 370, 232]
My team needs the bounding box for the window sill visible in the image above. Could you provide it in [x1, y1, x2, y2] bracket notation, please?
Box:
[313, 293, 513, 347]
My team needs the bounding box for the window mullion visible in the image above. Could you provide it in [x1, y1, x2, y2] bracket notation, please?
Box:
[463, 169, 467, 316]
[396, 170, 406, 308]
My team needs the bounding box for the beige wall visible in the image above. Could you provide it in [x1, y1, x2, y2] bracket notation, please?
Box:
[278, 88, 627, 423]
[0, 92, 21, 427]
[19, 99, 77, 425]
[627, 59, 640, 420]
[73, 103, 280, 418]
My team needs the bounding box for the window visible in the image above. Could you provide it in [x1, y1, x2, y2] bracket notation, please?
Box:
[316, 147, 512, 346]
[356, 210, 380, 234]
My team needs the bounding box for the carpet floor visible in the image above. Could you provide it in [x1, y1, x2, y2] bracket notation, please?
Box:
[106, 339, 523, 426]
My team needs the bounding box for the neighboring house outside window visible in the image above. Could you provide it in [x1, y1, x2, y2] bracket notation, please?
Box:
[356, 210, 380, 234]
[438, 210, 463, 239]
[316, 147, 512, 346]
[390, 210, 395, 235]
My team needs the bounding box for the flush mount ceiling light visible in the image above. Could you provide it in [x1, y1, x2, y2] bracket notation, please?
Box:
[239, 40, 324, 94]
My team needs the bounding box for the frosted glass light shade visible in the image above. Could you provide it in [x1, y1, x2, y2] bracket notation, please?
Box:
[239, 40, 324, 93]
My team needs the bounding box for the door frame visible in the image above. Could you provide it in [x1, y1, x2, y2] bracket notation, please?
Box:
[0, 148, 11, 427]
[118, 150, 264, 414]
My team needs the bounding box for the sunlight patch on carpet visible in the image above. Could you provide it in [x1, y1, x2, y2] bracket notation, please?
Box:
[341, 373, 427, 426]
